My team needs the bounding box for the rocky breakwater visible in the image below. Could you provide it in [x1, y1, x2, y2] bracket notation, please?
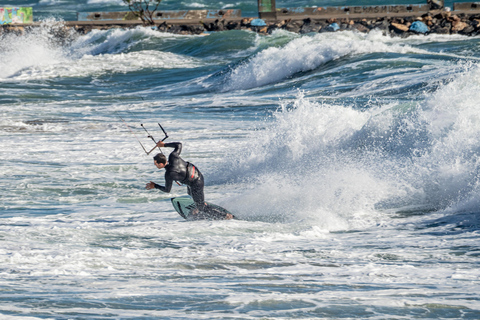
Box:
[155, 11, 480, 37]
[2, 10, 480, 38]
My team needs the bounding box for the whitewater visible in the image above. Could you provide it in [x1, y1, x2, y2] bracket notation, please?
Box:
[1, 0, 480, 319]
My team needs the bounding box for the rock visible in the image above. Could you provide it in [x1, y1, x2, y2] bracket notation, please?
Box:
[459, 25, 475, 35]
[443, 21, 452, 30]
[158, 22, 169, 32]
[374, 20, 390, 31]
[258, 26, 268, 33]
[267, 24, 278, 34]
[285, 21, 301, 33]
[217, 19, 226, 31]
[452, 20, 469, 32]
[187, 24, 205, 34]
[241, 18, 253, 26]
[167, 25, 183, 33]
[423, 15, 433, 25]
[431, 25, 450, 34]
[251, 19, 266, 27]
[449, 14, 461, 22]
[434, 12, 450, 20]
[300, 23, 321, 34]
[6, 26, 24, 35]
[410, 21, 429, 33]
[390, 22, 409, 33]
[472, 19, 480, 28]
[326, 22, 340, 31]
[226, 21, 240, 30]
[353, 23, 369, 33]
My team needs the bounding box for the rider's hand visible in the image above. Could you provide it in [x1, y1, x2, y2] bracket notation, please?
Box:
[146, 181, 155, 190]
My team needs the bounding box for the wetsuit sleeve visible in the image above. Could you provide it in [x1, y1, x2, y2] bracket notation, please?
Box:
[153, 175, 173, 193]
[164, 142, 182, 156]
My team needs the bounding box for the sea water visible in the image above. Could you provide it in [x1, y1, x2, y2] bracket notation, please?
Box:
[1, 0, 480, 319]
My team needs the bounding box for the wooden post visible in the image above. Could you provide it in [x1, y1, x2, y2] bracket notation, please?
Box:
[258, 0, 276, 19]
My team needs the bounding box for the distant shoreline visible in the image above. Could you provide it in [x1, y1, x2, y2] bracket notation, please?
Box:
[2, 10, 480, 38]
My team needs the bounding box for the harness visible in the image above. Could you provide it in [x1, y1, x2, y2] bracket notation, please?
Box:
[175, 162, 196, 186]
[190, 164, 196, 179]
[186, 162, 196, 180]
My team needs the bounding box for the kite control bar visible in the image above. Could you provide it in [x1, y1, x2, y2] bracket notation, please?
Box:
[117, 113, 169, 155]
[144, 123, 169, 155]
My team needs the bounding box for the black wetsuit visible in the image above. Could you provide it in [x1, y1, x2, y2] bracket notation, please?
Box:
[153, 142, 227, 219]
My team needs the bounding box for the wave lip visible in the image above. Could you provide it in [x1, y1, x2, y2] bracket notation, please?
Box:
[220, 30, 432, 91]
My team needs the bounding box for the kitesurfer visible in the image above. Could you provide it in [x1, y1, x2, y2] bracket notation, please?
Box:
[146, 141, 233, 220]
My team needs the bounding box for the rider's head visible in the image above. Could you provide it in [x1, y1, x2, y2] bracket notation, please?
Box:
[153, 153, 167, 169]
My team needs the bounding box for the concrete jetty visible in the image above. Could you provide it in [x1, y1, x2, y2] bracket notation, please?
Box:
[3, 1, 480, 37]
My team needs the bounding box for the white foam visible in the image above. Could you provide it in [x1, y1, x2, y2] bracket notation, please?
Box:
[222, 60, 480, 227]
[0, 25, 202, 81]
[0, 20, 73, 80]
[222, 30, 432, 91]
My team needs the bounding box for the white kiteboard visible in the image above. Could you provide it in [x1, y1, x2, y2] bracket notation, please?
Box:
[171, 197, 235, 220]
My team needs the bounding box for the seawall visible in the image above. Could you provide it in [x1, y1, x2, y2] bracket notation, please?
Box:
[2, 7, 480, 38]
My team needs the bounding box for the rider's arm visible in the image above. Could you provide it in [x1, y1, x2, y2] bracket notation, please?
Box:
[154, 174, 173, 193]
[157, 141, 182, 156]
[154, 169, 174, 193]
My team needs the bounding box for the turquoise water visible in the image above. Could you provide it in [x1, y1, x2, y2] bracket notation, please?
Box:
[1, 1, 480, 319]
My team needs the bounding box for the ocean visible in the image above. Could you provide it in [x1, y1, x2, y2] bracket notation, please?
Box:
[1, 0, 480, 319]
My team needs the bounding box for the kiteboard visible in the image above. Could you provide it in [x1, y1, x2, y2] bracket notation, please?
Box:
[171, 197, 235, 220]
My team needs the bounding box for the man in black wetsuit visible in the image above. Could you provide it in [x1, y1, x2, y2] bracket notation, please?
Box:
[146, 141, 233, 220]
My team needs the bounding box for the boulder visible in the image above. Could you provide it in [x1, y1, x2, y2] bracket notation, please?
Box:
[374, 20, 390, 31]
[251, 19, 267, 27]
[431, 25, 450, 34]
[452, 20, 469, 32]
[459, 25, 475, 35]
[300, 23, 321, 34]
[410, 21, 429, 33]
[187, 24, 205, 34]
[285, 21, 302, 33]
[326, 22, 340, 31]
[390, 22, 409, 33]
[241, 18, 254, 26]
[353, 23, 369, 33]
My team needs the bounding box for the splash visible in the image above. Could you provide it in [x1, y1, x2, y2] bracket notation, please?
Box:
[224, 62, 480, 228]
[0, 23, 201, 81]
[0, 19, 77, 80]
[224, 92, 399, 228]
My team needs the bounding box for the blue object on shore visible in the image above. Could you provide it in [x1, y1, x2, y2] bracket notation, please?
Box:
[329, 23, 340, 31]
[251, 19, 267, 27]
[410, 21, 429, 34]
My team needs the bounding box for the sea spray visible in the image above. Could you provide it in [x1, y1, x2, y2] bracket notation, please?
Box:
[224, 62, 480, 226]
[0, 24, 203, 81]
[0, 19, 77, 80]
[224, 92, 398, 227]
